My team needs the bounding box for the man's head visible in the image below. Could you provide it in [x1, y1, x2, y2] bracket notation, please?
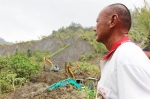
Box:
[94, 3, 131, 44]
[143, 45, 150, 59]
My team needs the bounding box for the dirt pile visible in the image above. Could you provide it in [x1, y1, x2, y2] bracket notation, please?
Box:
[10, 85, 85, 99]
[2, 68, 94, 99]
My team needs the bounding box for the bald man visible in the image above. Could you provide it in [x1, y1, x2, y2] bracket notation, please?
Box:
[94, 3, 150, 99]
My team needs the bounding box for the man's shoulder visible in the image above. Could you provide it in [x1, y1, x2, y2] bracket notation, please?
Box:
[117, 42, 141, 54]
[112, 42, 141, 60]
[120, 41, 138, 48]
[112, 42, 150, 66]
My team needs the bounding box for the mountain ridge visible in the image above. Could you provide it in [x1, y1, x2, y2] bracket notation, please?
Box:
[0, 37, 13, 45]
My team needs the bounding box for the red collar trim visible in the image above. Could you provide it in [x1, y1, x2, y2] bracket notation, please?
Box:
[103, 37, 131, 60]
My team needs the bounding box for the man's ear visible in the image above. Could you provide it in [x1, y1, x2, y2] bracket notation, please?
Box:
[110, 14, 118, 28]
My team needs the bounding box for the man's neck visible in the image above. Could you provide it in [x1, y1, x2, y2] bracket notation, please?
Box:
[104, 34, 128, 50]
[103, 36, 130, 60]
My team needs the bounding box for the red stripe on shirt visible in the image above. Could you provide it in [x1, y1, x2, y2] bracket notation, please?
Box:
[103, 37, 131, 60]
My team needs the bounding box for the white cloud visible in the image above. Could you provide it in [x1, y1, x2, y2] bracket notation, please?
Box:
[0, 0, 143, 42]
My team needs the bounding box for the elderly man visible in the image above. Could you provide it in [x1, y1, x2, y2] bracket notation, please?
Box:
[94, 3, 150, 99]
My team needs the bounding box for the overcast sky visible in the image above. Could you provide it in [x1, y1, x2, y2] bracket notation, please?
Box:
[0, 0, 144, 42]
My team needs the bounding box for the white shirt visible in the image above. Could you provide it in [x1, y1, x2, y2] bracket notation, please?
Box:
[96, 42, 150, 99]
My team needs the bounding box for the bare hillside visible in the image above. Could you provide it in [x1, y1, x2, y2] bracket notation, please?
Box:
[51, 38, 94, 69]
[0, 36, 94, 68]
[0, 36, 78, 55]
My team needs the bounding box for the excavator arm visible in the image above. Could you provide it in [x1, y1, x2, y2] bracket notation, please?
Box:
[65, 62, 75, 79]
[43, 57, 54, 71]
[43, 78, 81, 92]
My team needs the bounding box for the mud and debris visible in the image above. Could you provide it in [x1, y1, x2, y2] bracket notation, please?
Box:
[1, 68, 98, 99]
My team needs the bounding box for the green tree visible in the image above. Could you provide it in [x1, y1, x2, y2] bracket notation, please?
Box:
[27, 49, 32, 57]
[135, 0, 150, 45]
[9, 55, 39, 79]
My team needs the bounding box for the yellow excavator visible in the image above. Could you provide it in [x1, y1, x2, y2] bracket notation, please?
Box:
[43, 57, 59, 72]
[65, 62, 85, 88]
[65, 62, 75, 79]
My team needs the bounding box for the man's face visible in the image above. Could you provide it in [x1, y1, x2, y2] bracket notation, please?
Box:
[94, 8, 110, 43]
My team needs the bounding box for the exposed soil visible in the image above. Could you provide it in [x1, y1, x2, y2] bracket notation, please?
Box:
[1, 67, 98, 99]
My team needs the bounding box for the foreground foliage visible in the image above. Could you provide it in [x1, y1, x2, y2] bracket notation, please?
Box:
[0, 51, 41, 94]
